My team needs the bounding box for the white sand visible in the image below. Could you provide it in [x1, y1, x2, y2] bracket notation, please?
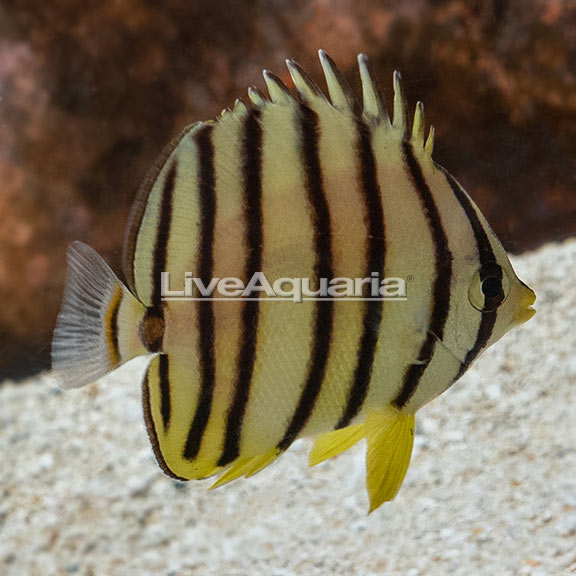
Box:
[1, 240, 575, 576]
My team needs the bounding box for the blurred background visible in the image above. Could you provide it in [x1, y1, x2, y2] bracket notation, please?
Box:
[0, 0, 574, 381]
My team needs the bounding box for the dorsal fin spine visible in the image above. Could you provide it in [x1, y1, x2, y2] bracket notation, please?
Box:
[318, 49, 355, 112]
[286, 59, 326, 105]
[213, 54, 433, 160]
[233, 97, 248, 114]
[358, 53, 389, 125]
[392, 70, 406, 136]
[248, 86, 267, 108]
[263, 70, 293, 105]
[411, 101, 425, 149]
[425, 125, 435, 156]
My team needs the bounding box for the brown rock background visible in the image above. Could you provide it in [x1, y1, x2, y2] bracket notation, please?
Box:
[0, 0, 575, 380]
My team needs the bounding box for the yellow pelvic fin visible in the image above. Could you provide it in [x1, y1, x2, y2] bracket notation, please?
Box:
[209, 448, 279, 490]
[309, 423, 365, 467]
[365, 406, 415, 513]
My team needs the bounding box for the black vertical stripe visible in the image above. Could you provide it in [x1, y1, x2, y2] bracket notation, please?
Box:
[278, 104, 335, 451]
[152, 162, 177, 309]
[148, 159, 178, 432]
[142, 160, 177, 357]
[442, 168, 498, 378]
[393, 143, 453, 408]
[218, 110, 263, 467]
[142, 365, 186, 481]
[336, 119, 385, 429]
[159, 353, 171, 430]
[124, 127, 191, 295]
[184, 125, 217, 460]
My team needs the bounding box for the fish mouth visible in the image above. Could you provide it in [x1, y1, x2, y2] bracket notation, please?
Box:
[516, 305, 536, 324]
[514, 283, 536, 325]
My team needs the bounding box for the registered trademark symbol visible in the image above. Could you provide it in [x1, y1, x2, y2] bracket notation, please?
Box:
[407, 275, 414, 282]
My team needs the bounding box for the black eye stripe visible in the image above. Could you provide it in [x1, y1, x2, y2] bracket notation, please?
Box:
[479, 262, 503, 282]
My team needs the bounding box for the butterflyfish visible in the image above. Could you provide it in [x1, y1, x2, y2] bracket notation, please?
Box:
[52, 51, 536, 512]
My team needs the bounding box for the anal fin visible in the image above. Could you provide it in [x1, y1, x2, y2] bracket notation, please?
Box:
[365, 406, 415, 513]
[309, 423, 365, 466]
[209, 448, 279, 489]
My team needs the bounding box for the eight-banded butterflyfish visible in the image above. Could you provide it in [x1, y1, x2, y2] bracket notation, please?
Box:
[52, 51, 536, 512]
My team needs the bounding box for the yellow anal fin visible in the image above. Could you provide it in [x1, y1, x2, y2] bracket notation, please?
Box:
[189, 460, 220, 480]
[365, 406, 415, 513]
[209, 448, 279, 489]
[309, 423, 365, 467]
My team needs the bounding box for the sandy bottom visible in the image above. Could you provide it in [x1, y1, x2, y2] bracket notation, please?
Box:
[1, 240, 575, 576]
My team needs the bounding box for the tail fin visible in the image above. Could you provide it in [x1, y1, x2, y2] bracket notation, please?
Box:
[52, 241, 148, 389]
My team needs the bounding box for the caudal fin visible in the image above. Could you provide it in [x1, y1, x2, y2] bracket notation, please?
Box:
[52, 241, 148, 389]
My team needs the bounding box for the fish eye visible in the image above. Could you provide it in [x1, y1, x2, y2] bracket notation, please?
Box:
[481, 276, 502, 299]
[468, 263, 509, 312]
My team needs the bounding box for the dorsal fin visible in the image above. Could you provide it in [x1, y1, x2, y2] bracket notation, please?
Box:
[392, 70, 407, 136]
[411, 101, 425, 149]
[210, 52, 435, 159]
[411, 101, 435, 157]
[286, 58, 327, 106]
[263, 70, 294, 105]
[233, 97, 248, 115]
[425, 125, 435, 156]
[318, 49, 356, 113]
[358, 53, 389, 124]
[248, 86, 267, 108]
[218, 107, 231, 120]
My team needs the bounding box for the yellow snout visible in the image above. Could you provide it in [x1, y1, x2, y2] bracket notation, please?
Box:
[513, 282, 536, 325]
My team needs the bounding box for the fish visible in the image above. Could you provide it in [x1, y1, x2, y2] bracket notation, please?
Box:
[52, 51, 536, 512]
